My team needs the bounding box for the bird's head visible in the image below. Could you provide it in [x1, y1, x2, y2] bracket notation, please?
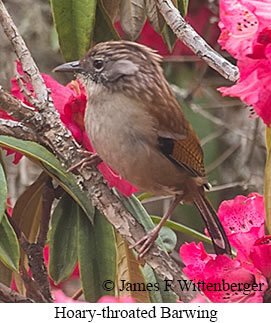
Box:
[54, 40, 164, 94]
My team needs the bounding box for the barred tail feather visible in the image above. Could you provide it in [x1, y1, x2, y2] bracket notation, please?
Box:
[193, 193, 232, 256]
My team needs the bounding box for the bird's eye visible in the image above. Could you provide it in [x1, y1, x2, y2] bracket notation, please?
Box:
[93, 59, 104, 71]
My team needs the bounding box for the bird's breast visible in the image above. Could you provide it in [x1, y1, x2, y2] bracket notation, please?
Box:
[84, 90, 157, 178]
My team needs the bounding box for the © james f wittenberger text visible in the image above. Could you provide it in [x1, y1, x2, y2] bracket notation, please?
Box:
[103, 279, 264, 296]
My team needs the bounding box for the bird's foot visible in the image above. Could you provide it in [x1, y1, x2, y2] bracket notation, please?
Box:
[130, 228, 159, 259]
[66, 151, 102, 173]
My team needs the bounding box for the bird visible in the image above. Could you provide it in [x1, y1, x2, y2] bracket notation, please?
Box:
[54, 40, 232, 258]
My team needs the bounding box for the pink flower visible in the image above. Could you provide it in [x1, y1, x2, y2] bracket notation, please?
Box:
[218, 0, 271, 126]
[179, 242, 214, 280]
[218, 193, 265, 261]
[188, 294, 208, 303]
[177, 293, 208, 303]
[180, 243, 267, 303]
[4, 62, 137, 196]
[53, 292, 135, 303]
[53, 289, 84, 303]
[97, 296, 135, 303]
[250, 235, 271, 280]
[179, 193, 270, 302]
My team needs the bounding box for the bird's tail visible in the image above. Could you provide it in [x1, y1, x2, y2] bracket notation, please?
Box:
[193, 192, 232, 257]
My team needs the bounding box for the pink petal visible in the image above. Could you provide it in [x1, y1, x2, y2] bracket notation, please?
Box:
[189, 294, 208, 303]
[179, 242, 214, 280]
[218, 1, 271, 126]
[217, 193, 265, 258]
[53, 289, 84, 303]
[250, 235, 271, 278]
[218, 193, 265, 236]
[97, 296, 135, 303]
[218, 0, 258, 58]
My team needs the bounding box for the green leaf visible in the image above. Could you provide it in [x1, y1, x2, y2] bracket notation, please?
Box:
[0, 261, 12, 287]
[49, 193, 79, 284]
[42, 162, 94, 224]
[141, 264, 177, 302]
[120, 193, 166, 252]
[159, 226, 177, 252]
[0, 213, 19, 272]
[0, 136, 94, 224]
[13, 172, 48, 243]
[151, 215, 212, 245]
[178, 0, 189, 17]
[162, 24, 177, 53]
[264, 126, 271, 234]
[120, 0, 146, 40]
[137, 192, 153, 201]
[100, 0, 120, 22]
[115, 232, 150, 302]
[0, 155, 12, 286]
[145, 0, 165, 34]
[0, 161, 7, 223]
[50, 0, 97, 61]
[93, 0, 120, 43]
[78, 209, 116, 302]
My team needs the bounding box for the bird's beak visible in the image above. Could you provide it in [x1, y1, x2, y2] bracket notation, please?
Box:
[53, 61, 83, 73]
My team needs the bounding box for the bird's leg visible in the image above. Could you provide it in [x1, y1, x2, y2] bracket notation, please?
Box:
[66, 150, 102, 173]
[130, 195, 183, 258]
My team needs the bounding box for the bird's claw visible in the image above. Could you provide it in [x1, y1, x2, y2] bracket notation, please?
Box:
[130, 229, 159, 259]
[66, 151, 102, 173]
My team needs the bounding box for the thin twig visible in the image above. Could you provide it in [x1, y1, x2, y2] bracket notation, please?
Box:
[245, 118, 260, 166]
[71, 288, 83, 300]
[200, 128, 225, 146]
[185, 64, 209, 102]
[156, 0, 239, 82]
[0, 1, 48, 104]
[206, 141, 241, 174]
[190, 103, 254, 141]
[163, 55, 202, 63]
[209, 181, 248, 192]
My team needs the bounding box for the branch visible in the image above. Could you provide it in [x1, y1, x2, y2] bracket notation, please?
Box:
[19, 263, 48, 302]
[156, 0, 239, 82]
[0, 282, 34, 303]
[0, 119, 38, 141]
[0, 2, 48, 104]
[0, 86, 35, 120]
[0, 2, 196, 301]
[7, 213, 53, 302]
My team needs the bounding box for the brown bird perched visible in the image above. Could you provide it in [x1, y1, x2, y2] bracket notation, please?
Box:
[54, 40, 231, 258]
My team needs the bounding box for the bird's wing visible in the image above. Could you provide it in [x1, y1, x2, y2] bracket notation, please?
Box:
[134, 54, 205, 177]
[153, 96, 205, 178]
[158, 131, 205, 178]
